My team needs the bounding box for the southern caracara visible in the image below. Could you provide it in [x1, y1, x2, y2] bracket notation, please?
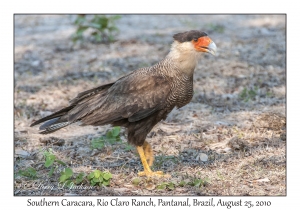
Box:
[30, 30, 217, 177]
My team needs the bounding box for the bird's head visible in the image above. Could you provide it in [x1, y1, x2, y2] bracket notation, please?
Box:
[172, 30, 217, 55]
[167, 30, 217, 74]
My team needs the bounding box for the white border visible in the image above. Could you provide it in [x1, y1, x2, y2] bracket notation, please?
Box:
[3, 0, 297, 209]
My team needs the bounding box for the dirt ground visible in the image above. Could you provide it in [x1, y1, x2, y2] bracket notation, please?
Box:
[14, 15, 286, 196]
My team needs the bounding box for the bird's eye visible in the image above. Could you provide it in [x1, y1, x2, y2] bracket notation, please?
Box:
[193, 38, 198, 42]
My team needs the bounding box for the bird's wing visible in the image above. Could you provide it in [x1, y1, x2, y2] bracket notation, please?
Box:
[69, 82, 115, 106]
[68, 72, 171, 125]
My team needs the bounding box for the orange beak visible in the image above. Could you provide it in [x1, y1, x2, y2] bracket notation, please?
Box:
[193, 36, 217, 55]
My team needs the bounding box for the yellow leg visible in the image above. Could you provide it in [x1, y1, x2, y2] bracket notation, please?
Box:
[136, 142, 164, 177]
[143, 141, 154, 167]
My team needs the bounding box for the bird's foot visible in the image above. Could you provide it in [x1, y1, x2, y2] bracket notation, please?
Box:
[138, 170, 169, 177]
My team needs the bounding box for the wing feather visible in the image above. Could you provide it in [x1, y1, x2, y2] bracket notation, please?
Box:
[70, 72, 171, 125]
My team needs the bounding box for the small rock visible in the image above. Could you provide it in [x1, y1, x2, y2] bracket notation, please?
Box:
[252, 178, 270, 183]
[234, 50, 240, 56]
[214, 121, 230, 126]
[259, 28, 271, 36]
[280, 132, 286, 141]
[87, 57, 97, 64]
[31, 60, 41, 67]
[145, 183, 156, 190]
[267, 65, 274, 71]
[15, 149, 30, 157]
[39, 111, 53, 118]
[39, 137, 65, 146]
[90, 149, 100, 156]
[64, 193, 78, 196]
[20, 130, 28, 134]
[196, 153, 208, 162]
[124, 184, 134, 188]
[114, 188, 129, 193]
[77, 147, 90, 157]
[223, 147, 232, 153]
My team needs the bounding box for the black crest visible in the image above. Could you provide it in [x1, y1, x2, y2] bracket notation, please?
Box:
[173, 30, 207, 43]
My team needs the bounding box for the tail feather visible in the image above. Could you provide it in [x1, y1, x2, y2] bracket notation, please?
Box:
[39, 122, 70, 134]
[39, 117, 60, 130]
[30, 106, 74, 127]
[30, 82, 114, 134]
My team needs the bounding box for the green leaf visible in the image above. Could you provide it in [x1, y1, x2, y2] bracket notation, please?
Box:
[106, 130, 113, 139]
[108, 26, 118, 32]
[43, 150, 52, 157]
[192, 179, 203, 187]
[44, 150, 56, 167]
[115, 136, 121, 142]
[167, 183, 175, 190]
[89, 23, 102, 29]
[157, 184, 167, 190]
[111, 15, 121, 20]
[112, 126, 120, 137]
[45, 153, 56, 160]
[48, 166, 55, 177]
[95, 17, 108, 28]
[27, 167, 36, 176]
[94, 34, 102, 42]
[90, 180, 96, 186]
[18, 167, 37, 179]
[94, 170, 101, 178]
[91, 138, 105, 149]
[45, 158, 55, 168]
[103, 172, 112, 180]
[91, 31, 98, 35]
[124, 143, 133, 151]
[65, 180, 74, 188]
[249, 89, 256, 98]
[108, 35, 115, 42]
[56, 160, 67, 166]
[76, 172, 85, 184]
[72, 34, 82, 43]
[60, 174, 68, 182]
[88, 172, 94, 179]
[76, 26, 88, 36]
[71, 14, 121, 44]
[132, 178, 141, 186]
[239, 88, 247, 99]
[103, 180, 110, 186]
[74, 15, 86, 25]
[178, 180, 186, 187]
[107, 137, 116, 144]
[93, 177, 100, 183]
[64, 168, 73, 178]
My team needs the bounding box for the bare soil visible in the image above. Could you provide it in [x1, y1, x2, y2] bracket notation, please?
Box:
[14, 15, 286, 196]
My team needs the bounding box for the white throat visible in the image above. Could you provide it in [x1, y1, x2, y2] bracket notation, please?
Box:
[166, 41, 199, 75]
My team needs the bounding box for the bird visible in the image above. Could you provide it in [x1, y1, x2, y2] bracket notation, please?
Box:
[30, 30, 217, 177]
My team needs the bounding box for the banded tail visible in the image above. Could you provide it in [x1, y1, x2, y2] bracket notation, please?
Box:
[30, 82, 114, 134]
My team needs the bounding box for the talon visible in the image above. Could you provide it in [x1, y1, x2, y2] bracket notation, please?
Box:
[136, 143, 171, 178]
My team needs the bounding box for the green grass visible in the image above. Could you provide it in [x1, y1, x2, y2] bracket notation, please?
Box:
[43, 148, 66, 177]
[91, 126, 121, 149]
[205, 23, 225, 33]
[72, 15, 121, 44]
[17, 167, 37, 179]
[239, 87, 258, 102]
